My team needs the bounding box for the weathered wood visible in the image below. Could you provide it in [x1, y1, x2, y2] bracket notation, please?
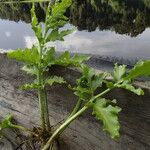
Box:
[0, 52, 150, 150]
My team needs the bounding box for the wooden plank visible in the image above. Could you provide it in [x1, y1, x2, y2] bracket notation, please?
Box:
[0, 53, 150, 150]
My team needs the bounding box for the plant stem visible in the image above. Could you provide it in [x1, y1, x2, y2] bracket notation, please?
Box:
[91, 88, 110, 102]
[37, 70, 46, 131]
[42, 105, 88, 150]
[9, 124, 38, 137]
[67, 98, 82, 119]
[37, 70, 51, 132]
[42, 88, 111, 150]
[43, 88, 51, 131]
[38, 41, 51, 132]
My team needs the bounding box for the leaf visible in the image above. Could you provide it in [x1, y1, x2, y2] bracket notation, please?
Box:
[59, 29, 75, 39]
[45, 0, 72, 32]
[72, 54, 90, 66]
[126, 60, 150, 80]
[0, 114, 13, 130]
[45, 76, 66, 86]
[113, 64, 126, 82]
[46, 29, 75, 42]
[43, 47, 55, 66]
[60, 29, 75, 36]
[91, 73, 107, 91]
[92, 98, 121, 139]
[56, 51, 70, 66]
[31, 4, 38, 27]
[73, 86, 92, 101]
[46, 29, 61, 42]
[80, 65, 106, 91]
[31, 4, 43, 42]
[73, 75, 92, 101]
[46, 18, 67, 30]
[81, 65, 94, 80]
[7, 48, 40, 65]
[105, 81, 114, 89]
[72, 65, 107, 101]
[21, 65, 38, 75]
[56, 51, 89, 67]
[115, 81, 144, 95]
[20, 83, 40, 90]
[69, 54, 90, 67]
[52, 0, 72, 16]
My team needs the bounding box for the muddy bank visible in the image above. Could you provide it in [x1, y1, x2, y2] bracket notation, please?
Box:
[0, 52, 150, 150]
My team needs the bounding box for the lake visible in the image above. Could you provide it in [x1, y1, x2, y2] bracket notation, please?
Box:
[0, 0, 150, 65]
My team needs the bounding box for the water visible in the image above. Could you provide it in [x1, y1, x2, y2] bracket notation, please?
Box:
[0, 0, 150, 64]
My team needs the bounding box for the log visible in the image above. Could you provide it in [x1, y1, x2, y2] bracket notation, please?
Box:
[0, 52, 150, 150]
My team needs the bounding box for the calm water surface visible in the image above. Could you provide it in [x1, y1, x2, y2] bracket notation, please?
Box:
[0, 0, 150, 63]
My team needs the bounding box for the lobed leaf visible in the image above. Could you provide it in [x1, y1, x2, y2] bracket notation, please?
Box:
[105, 81, 114, 89]
[20, 83, 40, 90]
[72, 54, 90, 65]
[31, 4, 43, 43]
[113, 64, 126, 82]
[46, 29, 75, 42]
[52, 0, 72, 16]
[0, 114, 13, 131]
[91, 73, 107, 91]
[92, 98, 121, 139]
[80, 65, 107, 91]
[31, 4, 38, 28]
[115, 81, 144, 95]
[7, 48, 40, 65]
[43, 47, 55, 66]
[72, 65, 107, 101]
[81, 65, 94, 81]
[45, 0, 72, 32]
[126, 60, 150, 80]
[46, 29, 62, 42]
[55, 51, 89, 67]
[45, 76, 66, 86]
[59, 29, 75, 37]
[73, 86, 92, 101]
[21, 65, 38, 75]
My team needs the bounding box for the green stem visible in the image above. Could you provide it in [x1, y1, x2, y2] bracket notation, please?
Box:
[91, 88, 110, 102]
[43, 88, 51, 131]
[37, 38, 51, 132]
[37, 70, 46, 131]
[9, 124, 38, 137]
[42, 105, 88, 150]
[67, 98, 82, 119]
[37, 67, 51, 132]
[42, 88, 111, 150]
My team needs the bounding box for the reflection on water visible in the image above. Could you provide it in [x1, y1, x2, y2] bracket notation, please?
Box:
[0, 0, 150, 62]
[70, 0, 150, 37]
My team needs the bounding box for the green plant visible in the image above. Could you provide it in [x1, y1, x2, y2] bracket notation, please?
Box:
[8, 0, 87, 132]
[0, 0, 150, 150]
[0, 114, 38, 137]
[5, 0, 88, 148]
[42, 61, 150, 149]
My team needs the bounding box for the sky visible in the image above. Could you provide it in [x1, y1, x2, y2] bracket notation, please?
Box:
[0, 19, 150, 60]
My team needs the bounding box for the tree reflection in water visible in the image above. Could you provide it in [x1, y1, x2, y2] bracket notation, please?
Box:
[0, 0, 150, 37]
